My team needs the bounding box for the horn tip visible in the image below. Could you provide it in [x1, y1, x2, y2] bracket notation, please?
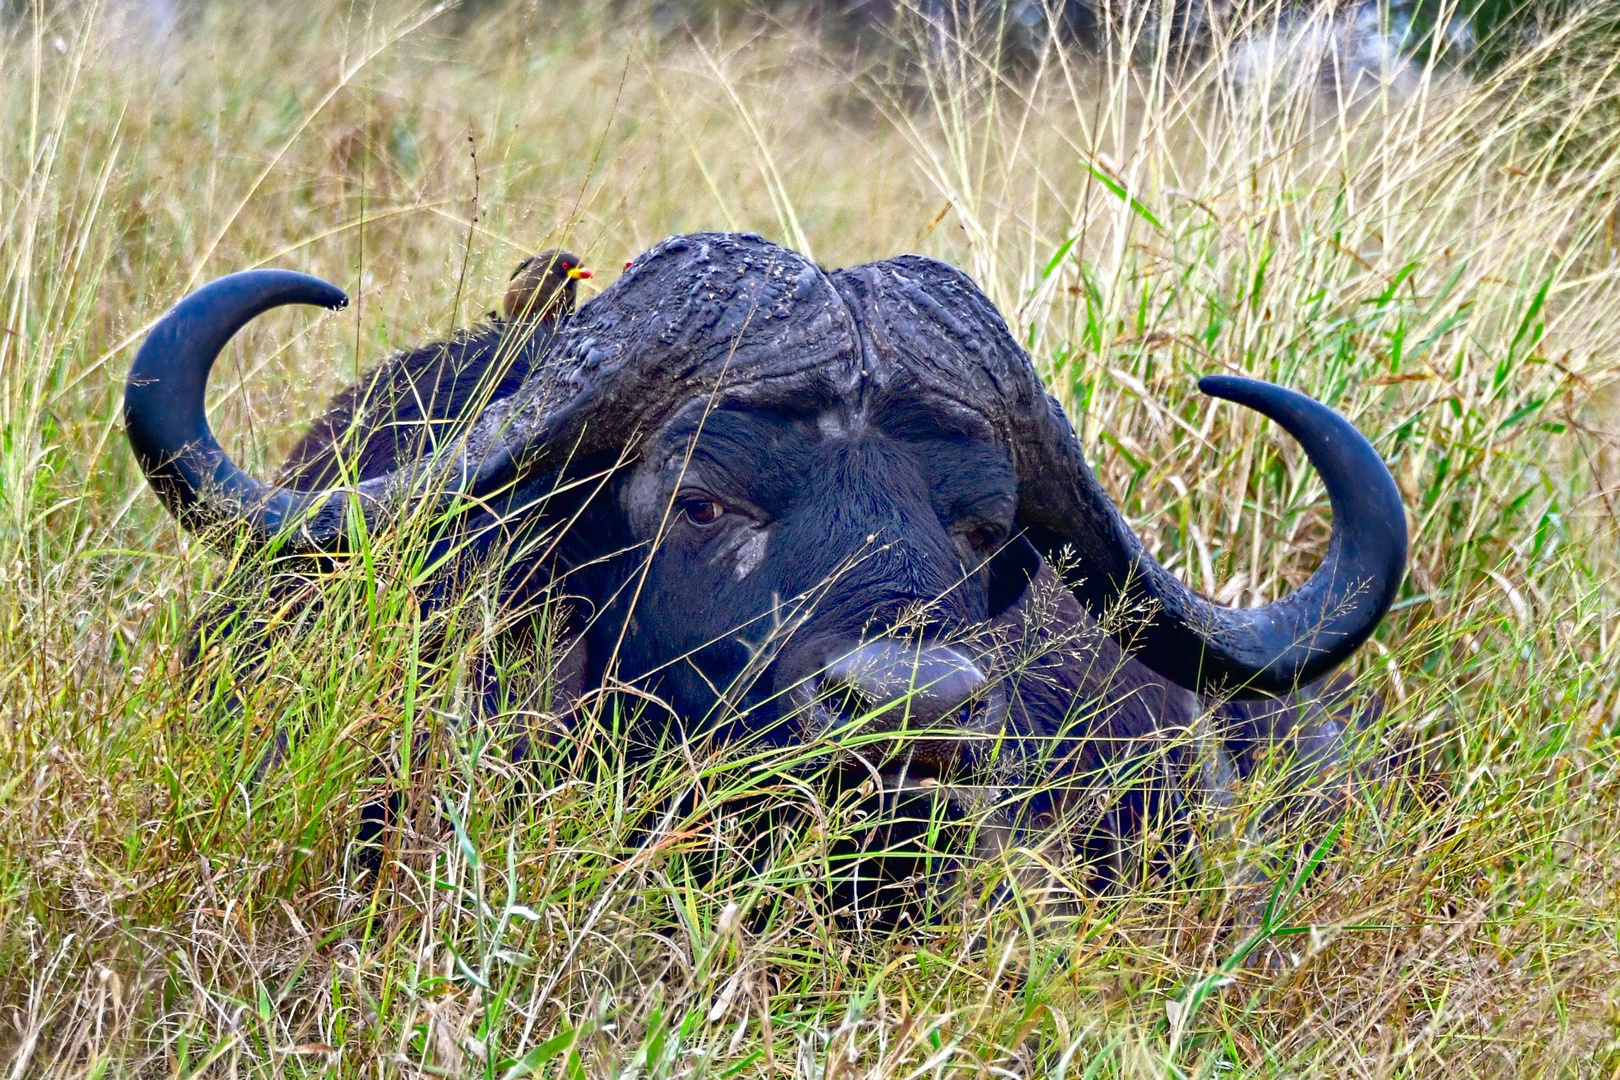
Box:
[313, 282, 350, 311]
[1197, 374, 1256, 400]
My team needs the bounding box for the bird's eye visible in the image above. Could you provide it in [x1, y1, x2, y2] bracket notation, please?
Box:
[679, 497, 725, 526]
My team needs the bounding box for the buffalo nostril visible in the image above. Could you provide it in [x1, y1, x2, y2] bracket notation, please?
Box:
[821, 641, 987, 728]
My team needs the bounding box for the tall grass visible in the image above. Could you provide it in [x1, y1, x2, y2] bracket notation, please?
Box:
[2, 0, 1619, 1075]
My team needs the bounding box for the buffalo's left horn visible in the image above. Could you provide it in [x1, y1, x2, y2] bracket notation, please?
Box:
[1016, 374, 1407, 697]
[124, 269, 397, 553]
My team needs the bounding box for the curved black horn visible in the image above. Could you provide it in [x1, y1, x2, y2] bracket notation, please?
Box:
[124, 269, 355, 550]
[1033, 375, 1407, 696]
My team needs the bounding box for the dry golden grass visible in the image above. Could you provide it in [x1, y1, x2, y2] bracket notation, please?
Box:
[4, 0, 1620, 1075]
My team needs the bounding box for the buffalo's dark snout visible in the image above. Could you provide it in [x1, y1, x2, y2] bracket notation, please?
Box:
[825, 642, 985, 726]
[797, 640, 1003, 769]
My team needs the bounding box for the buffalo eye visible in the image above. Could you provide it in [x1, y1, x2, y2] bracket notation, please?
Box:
[678, 496, 726, 526]
[963, 526, 1002, 555]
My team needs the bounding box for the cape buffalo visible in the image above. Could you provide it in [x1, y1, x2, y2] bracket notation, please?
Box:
[124, 232, 1406, 908]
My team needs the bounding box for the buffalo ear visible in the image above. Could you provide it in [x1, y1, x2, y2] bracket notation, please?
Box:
[987, 534, 1043, 618]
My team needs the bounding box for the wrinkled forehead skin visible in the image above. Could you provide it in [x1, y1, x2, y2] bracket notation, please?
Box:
[493, 232, 1047, 463]
[829, 254, 1056, 459]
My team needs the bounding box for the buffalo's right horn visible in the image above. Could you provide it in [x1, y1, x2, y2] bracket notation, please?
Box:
[124, 269, 403, 553]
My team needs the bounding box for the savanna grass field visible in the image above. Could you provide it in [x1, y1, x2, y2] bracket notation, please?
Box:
[5, 0, 1620, 1074]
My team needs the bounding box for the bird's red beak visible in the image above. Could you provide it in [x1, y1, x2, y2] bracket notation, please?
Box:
[567, 266, 592, 280]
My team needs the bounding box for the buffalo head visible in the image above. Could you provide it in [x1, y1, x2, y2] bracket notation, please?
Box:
[124, 233, 1407, 888]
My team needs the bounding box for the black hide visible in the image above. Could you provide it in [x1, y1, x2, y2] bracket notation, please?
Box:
[230, 233, 1373, 902]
